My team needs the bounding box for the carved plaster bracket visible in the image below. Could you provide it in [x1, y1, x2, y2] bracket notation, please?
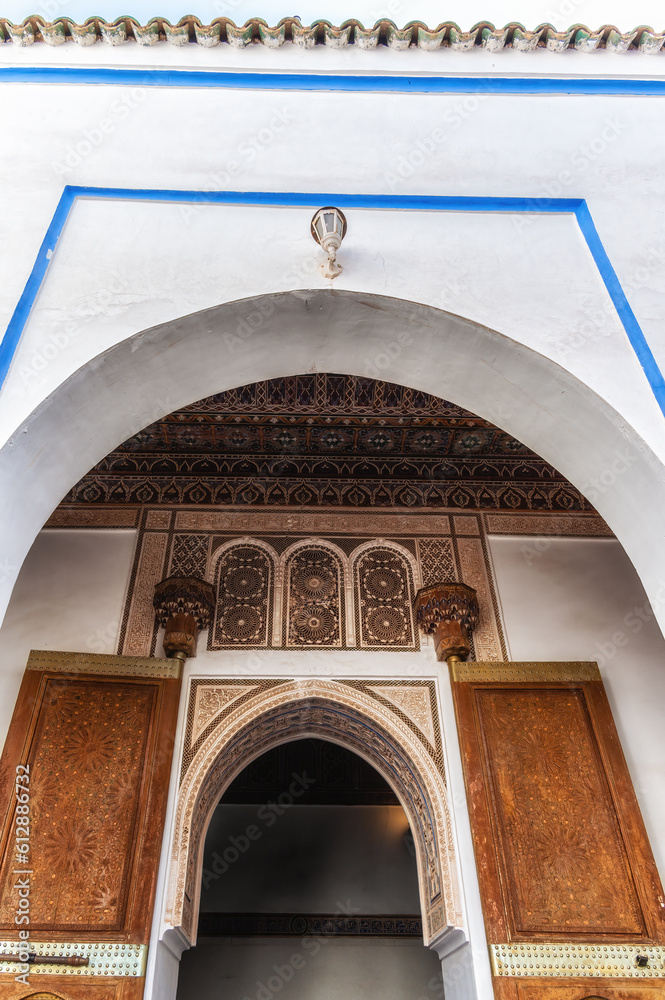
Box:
[153, 575, 215, 660]
[413, 582, 479, 664]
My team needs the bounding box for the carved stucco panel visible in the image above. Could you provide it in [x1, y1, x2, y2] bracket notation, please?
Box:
[122, 532, 168, 657]
[367, 684, 437, 748]
[456, 537, 503, 661]
[191, 684, 260, 743]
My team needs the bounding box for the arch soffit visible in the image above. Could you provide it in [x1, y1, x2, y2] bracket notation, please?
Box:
[1, 288, 663, 633]
[166, 678, 458, 948]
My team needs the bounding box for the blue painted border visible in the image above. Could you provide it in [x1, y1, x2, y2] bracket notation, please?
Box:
[3, 185, 664, 416]
[2, 67, 665, 95]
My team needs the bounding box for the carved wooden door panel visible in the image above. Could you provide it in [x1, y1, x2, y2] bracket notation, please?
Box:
[451, 662, 665, 1000]
[0, 651, 182, 1000]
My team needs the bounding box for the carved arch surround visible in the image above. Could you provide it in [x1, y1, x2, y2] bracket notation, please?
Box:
[165, 678, 460, 947]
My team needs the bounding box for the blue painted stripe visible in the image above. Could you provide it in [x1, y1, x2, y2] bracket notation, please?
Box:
[575, 202, 665, 410]
[0, 186, 75, 390]
[70, 186, 584, 213]
[2, 186, 663, 421]
[2, 67, 665, 96]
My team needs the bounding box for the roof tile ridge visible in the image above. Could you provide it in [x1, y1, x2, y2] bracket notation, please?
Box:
[0, 15, 663, 53]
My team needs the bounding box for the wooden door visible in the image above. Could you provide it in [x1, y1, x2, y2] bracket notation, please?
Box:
[450, 662, 665, 999]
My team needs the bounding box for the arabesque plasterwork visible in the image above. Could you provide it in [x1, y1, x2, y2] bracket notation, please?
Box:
[367, 685, 437, 748]
[165, 678, 459, 947]
[191, 684, 259, 743]
[118, 510, 507, 657]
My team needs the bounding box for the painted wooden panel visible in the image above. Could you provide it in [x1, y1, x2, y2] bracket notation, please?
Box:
[477, 685, 645, 937]
[0, 978, 144, 999]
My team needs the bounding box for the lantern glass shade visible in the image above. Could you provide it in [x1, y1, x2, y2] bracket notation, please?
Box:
[311, 206, 347, 247]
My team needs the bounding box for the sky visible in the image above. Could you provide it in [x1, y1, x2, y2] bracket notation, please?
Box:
[1, 1, 664, 30]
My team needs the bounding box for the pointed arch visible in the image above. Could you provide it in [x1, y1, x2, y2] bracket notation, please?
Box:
[165, 678, 460, 949]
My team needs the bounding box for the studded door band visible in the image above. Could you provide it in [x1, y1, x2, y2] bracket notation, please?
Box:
[490, 943, 665, 979]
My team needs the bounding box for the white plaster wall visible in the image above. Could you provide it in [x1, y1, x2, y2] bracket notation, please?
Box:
[201, 804, 419, 914]
[0, 528, 136, 748]
[2, 39, 665, 644]
[5, 197, 659, 460]
[488, 535, 665, 882]
[2, 85, 664, 458]
[175, 938, 443, 1000]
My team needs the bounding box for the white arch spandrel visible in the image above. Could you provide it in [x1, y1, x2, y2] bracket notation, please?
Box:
[1, 289, 664, 636]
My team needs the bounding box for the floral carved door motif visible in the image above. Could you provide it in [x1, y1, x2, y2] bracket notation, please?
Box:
[451, 661, 665, 1000]
[0, 651, 181, 1000]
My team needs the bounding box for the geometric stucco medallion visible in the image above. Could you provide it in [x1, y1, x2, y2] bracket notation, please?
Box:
[367, 684, 437, 748]
[192, 684, 259, 743]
